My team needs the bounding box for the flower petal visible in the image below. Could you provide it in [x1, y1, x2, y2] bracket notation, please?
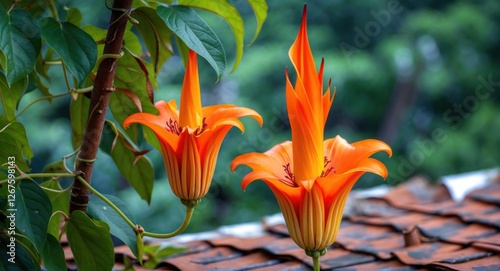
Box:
[286, 73, 324, 182]
[123, 100, 180, 149]
[178, 130, 203, 199]
[288, 5, 321, 113]
[196, 126, 233, 195]
[324, 135, 392, 174]
[203, 104, 263, 132]
[179, 50, 203, 129]
[231, 141, 296, 188]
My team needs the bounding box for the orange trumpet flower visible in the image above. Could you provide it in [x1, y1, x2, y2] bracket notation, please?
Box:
[124, 50, 262, 204]
[231, 5, 392, 257]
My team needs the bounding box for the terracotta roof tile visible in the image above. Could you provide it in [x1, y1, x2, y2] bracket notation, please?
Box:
[428, 255, 500, 271]
[348, 212, 435, 231]
[335, 260, 428, 271]
[468, 183, 500, 205]
[57, 168, 500, 270]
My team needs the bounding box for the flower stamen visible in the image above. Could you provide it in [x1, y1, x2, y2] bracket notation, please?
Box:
[281, 163, 297, 186]
[166, 119, 182, 135]
[195, 117, 208, 136]
[321, 156, 336, 177]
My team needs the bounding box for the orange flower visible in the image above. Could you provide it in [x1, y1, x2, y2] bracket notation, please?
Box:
[231, 6, 391, 253]
[124, 50, 262, 203]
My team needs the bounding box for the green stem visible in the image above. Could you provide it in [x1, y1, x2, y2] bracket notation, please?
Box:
[40, 185, 72, 193]
[44, 60, 62, 65]
[73, 86, 94, 93]
[76, 176, 135, 229]
[48, 0, 59, 21]
[313, 255, 320, 271]
[305, 249, 325, 271]
[75, 176, 194, 239]
[142, 206, 194, 238]
[0, 172, 76, 184]
[61, 62, 72, 90]
[15, 93, 69, 118]
[63, 148, 81, 173]
[50, 210, 69, 222]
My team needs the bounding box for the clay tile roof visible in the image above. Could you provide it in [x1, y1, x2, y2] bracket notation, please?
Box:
[63, 169, 500, 270]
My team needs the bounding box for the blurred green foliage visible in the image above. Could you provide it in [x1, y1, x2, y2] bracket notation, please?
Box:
[15, 0, 500, 233]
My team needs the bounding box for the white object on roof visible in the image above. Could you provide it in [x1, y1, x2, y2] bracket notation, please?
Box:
[440, 168, 499, 201]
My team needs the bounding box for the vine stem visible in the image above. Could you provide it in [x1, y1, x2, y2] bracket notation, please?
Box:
[0, 172, 76, 185]
[76, 176, 135, 228]
[142, 207, 194, 238]
[76, 176, 194, 239]
[69, 0, 132, 213]
[313, 255, 320, 271]
[15, 93, 68, 119]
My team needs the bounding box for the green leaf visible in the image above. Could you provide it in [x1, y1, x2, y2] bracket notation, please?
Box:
[133, 0, 175, 8]
[41, 234, 66, 271]
[115, 50, 157, 112]
[142, 126, 162, 152]
[174, 35, 190, 68]
[111, 49, 158, 141]
[15, 179, 52, 254]
[0, 6, 41, 84]
[101, 121, 154, 204]
[0, 233, 37, 271]
[132, 7, 173, 75]
[83, 23, 142, 66]
[123, 24, 144, 57]
[15, 234, 41, 271]
[70, 94, 90, 149]
[82, 24, 107, 45]
[0, 116, 33, 172]
[109, 90, 141, 141]
[136, 233, 144, 265]
[157, 5, 226, 79]
[179, 0, 243, 72]
[0, 73, 28, 121]
[143, 243, 187, 269]
[67, 211, 114, 271]
[247, 0, 268, 43]
[28, 70, 50, 98]
[40, 177, 69, 238]
[87, 194, 138, 257]
[66, 8, 83, 27]
[41, 160, 67, 174]
[40, 17, 97, 86]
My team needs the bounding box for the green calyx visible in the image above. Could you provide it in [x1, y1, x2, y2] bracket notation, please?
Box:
[181, 199, 201, 208]
[305, 248, 327, 258]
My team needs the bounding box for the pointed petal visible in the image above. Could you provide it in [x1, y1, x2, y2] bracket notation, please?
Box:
[299, 184, 325, 250]
[316, 171, 364, 209]
[288, 5, 321, 112]
[123, 100, 178, 130]
[351, 139, 393, 158]
[123, 100, 180, 149]
[300, 179, 315, 192]
[322, 82, 334, 126]
[196, 126, 233, 196]
[178, 130, 203, 200]
[321, 177, 354, 248]
[179, 50, 203, 128]
[286, 73, 324, 181]
[203, 104, 263, 132]
[161, 144, 181, 199]
[324, 135, 392, 174]
[231, 141, 296, 188]
[269, 186, 304, 248]
[317, 157, 388, 209]
[240, 171, 280, 190]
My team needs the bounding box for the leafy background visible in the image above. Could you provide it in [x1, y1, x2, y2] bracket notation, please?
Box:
[7, 0, 500, 234]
